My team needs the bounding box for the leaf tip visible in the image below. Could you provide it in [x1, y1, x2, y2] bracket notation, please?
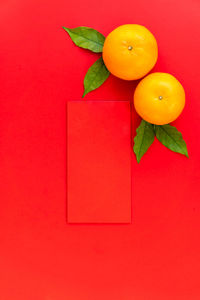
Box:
[82, 91, 87, 98]
[185, 146, 189, 158]
[136, 157, 141, 163]
[63, 26, 70, 33]
[133, 146, 140, 163]
[185, 152, 189, 158]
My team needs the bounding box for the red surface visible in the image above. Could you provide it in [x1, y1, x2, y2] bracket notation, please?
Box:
[0, 0, 200, 299]
[67, 101, 131, 223]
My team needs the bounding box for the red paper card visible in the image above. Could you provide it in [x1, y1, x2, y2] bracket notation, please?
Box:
[67, 101, 131, 223]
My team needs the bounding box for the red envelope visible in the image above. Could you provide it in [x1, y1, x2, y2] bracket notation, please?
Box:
[67, 101, 131, 223]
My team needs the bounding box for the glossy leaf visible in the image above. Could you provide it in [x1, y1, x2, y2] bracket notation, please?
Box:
[155, 124, 189, 157]
[133, 120, 155, 163]
[82, 57, 110, 97]
[63, 26, 105, 53]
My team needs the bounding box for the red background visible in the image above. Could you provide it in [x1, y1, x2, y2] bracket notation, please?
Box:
[67, 101, 131, 223]
[0, 0, 200, 299]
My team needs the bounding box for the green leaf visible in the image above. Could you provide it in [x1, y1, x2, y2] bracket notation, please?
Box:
[82, 57, 110, 97]
[63, 26, 105, 53]
[155, 124, 189, 157]
[133, 120, 155, 163]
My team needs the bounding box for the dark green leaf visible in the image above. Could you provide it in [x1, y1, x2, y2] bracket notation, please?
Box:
[133, 120, 155, 163]
[155, 124, 189, 157]
[63, 26, 105, 53]
[82, 57, 110, 97]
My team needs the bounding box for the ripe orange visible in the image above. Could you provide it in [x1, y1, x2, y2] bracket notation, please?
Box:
[102, 24, 158, 80]
[134, 72, 185, 125]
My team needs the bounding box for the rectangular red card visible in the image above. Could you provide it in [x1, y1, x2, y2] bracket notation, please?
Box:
[67, 101, 131, 223]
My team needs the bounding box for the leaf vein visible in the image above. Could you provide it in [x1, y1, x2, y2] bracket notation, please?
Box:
[66, 29, 104, 47]
[84, 62, 103, 94]
[138, 121, 147, 159]
[159, 126, 183, 150]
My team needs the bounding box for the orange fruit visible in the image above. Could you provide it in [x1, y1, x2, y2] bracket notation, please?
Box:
[134, 72, 185, 125]
[102, 24, 158, 80]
